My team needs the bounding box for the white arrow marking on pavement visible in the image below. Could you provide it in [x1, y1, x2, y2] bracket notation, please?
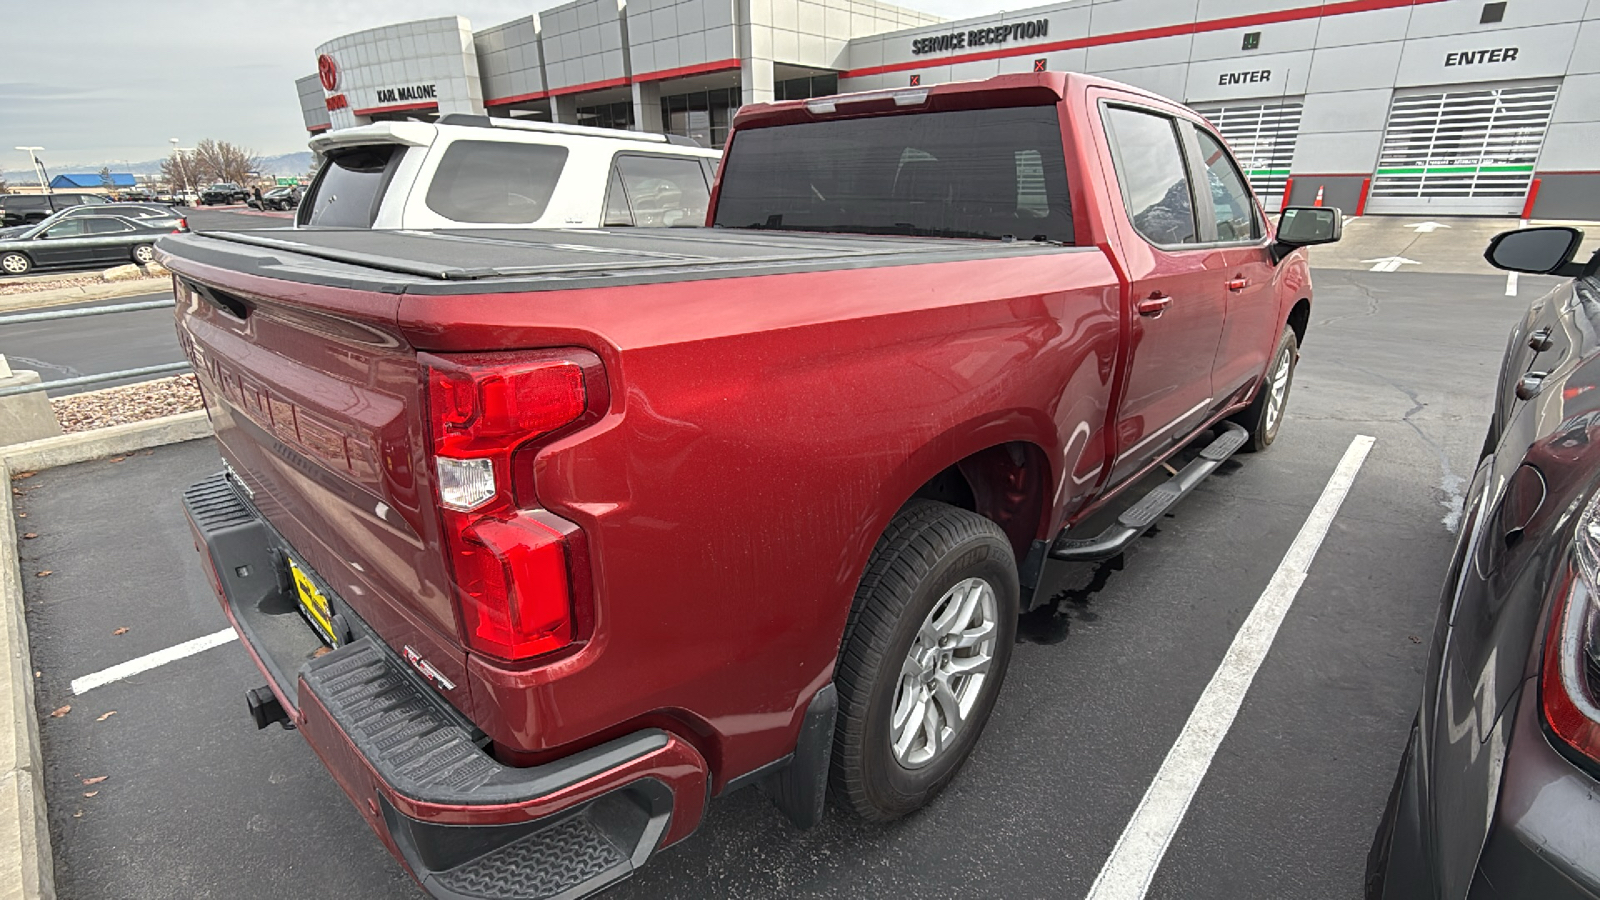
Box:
[1360, 256, 1420, 273]
[1407, 221, 1451, 233]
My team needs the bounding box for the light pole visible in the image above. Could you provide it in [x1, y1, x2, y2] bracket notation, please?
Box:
[169, 138, 193, 195]
[15, 147, 47, 194]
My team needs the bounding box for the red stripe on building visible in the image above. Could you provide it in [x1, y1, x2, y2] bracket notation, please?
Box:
[307, 124, 332, 134]
[351, 100, 439, 117]
[842, 0, 1450, 79]
[486, 88, 551, 106]
[634, 58, 741, 83]
[548, 75, 631, 97]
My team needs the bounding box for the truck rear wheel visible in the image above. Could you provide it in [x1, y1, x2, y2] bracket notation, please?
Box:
[832, 500, 1018, 822]
[1232, 325, 1299, 452]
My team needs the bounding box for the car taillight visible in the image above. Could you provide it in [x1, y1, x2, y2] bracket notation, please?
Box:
[423, 352, 595, 662]
[1541, 489, 1600, 761]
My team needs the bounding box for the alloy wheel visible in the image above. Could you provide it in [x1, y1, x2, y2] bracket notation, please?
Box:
[890, 577, 998, 769]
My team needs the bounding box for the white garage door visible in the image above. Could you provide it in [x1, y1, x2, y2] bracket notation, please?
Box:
[1368, 82, 1560, 216]
[1193, 100, 1303, 209]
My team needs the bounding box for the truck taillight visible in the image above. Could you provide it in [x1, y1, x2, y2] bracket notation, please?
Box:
[423, 352, 596, 662]
[1542, 491, 1600, 762]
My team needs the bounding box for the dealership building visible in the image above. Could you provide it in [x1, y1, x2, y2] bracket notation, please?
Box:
[296, 0, 1600, 218]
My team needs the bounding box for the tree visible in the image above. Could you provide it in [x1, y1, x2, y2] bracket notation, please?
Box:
[160, 152, 195, 192]
[98, 166, 114, 190]
[190, 138, 261, 186]
[0, 177, 9, 195]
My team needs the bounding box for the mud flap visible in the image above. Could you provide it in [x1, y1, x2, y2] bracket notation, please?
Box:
[764, 683, 838, 829]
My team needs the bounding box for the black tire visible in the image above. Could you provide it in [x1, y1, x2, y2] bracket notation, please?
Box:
[1232, 326, 1299, 453]
[831, 500, 1019, 822]
[131, 244, 155, 265]
[0, 251, 32, 276]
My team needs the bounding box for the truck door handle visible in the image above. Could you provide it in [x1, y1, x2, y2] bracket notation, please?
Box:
[1528, 327, 1553, 352]
[1136, 293, 1172, 317]
[1516, 372, 1548, 401]
[1226, 278, 1250, 292]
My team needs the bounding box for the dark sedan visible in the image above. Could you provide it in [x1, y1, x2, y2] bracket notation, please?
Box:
[0, 214, 186, 276]
[1368, 226, 1600, 899]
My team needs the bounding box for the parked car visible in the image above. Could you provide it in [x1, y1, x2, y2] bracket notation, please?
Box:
[247, 186, 300, 211]
[115, 188, 158, 203]
[49, 203, 184, 226]
[297, 114, 720, 229]
[0, 192, 110, 227]
[165, 72, 1340, 898]
[0, 213, 186, 275]
[199, 183, 249, 205]
[1367, 227, 1600, 899]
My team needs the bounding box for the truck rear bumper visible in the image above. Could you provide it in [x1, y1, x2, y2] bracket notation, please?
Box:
[182, 473, 709, 899]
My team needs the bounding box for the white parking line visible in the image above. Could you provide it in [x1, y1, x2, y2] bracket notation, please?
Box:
[1084, 435, 1376, 900]
[1506, 219, 1528, 298]
[70, 628, 238, 696]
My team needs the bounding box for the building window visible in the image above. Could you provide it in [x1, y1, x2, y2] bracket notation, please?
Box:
[575, 101, 635, 132]
[661, 86, 741, 148]
[773, 73, 839, 102]
[1480, 2, 1506, 23]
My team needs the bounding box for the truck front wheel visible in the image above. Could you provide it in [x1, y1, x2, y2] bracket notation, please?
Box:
[1233, 325, 1300, 452]
[832, 500, 1019, 822]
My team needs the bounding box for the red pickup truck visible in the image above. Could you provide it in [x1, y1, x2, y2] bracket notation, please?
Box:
[166, 72, 1339, 899]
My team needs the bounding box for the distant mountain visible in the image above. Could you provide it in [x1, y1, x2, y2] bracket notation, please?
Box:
[3, 151, 313, 185]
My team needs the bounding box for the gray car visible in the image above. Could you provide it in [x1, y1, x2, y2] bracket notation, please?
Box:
[0, 214, 185, 276]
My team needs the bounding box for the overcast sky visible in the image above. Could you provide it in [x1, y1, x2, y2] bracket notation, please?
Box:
[3, 0, 1000, 169]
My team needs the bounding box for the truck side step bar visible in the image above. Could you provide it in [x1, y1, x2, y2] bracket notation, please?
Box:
[1048, 421, 1249, 563]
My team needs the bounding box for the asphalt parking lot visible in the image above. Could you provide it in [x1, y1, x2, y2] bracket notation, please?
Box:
[7, 216, 1580, 899]
[0, 207, 290, 395]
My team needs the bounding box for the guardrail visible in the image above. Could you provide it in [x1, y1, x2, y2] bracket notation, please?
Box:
[0, 299, 189, 399]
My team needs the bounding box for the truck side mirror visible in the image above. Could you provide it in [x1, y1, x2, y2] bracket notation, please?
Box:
[1485, 226, 1585, 276]
[1271, 207, 1341, 264]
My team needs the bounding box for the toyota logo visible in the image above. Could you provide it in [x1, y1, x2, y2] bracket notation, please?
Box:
[318, 54, 339, 92]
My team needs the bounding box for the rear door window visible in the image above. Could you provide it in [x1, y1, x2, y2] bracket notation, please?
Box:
[607, 155, 711, 227]
[84, 218, 134, 234]
[424, 141, 568, 224]
[302, 146, 400, 227]
[1102, 106, 1199, 247]
[712, 106, 1074, 242]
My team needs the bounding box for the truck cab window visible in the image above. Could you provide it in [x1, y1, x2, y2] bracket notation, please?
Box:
[1102, 107, 1199, 247]
[713, 106, 1074, 243]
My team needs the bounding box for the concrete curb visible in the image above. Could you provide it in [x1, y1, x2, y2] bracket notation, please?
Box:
[0, 279, 172, 316]
[0, 411, 214, 900]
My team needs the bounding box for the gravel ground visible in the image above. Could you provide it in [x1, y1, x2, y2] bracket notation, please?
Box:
[50, 375, 203, 433]
[0, 267, 168, 296]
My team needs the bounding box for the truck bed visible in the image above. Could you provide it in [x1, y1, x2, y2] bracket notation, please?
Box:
[158, 226, 1080, 295]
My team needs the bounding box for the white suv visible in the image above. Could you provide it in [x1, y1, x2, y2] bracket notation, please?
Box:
[297, 115, 721, 230]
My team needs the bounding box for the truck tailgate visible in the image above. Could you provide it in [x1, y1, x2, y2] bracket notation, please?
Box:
[167, 258, 472, 703]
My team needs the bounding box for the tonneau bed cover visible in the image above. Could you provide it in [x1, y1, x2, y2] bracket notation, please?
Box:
[157, 227, 1080, 295]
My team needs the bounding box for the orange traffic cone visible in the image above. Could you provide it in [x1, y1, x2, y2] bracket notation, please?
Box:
[1312, 185, 1325, 207]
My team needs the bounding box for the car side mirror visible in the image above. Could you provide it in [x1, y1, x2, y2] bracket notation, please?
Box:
[1485, 227, 1586, 277]
[1271, 207, 1341, 264]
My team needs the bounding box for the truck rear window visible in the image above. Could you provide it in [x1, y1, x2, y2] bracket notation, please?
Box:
[713, 106, 1073, 243]
[302, 146, 399, 228]
[424, 141, 568, 224]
